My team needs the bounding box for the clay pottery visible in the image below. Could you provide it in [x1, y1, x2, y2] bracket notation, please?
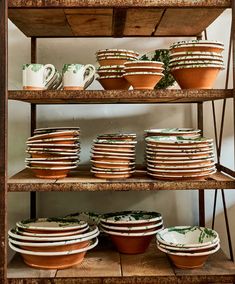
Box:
[97, 76, 130, 90]
[169, 60, 224, 68]
[97, 70, 124, 77]
[91, 170, 134, 179]
[171, 64, 224, 89]
[170, 55, 223, 65]
[170, 44, 224, 54]
[34, 127, 80, 134]
[96, 49, 139, 57]
[25, 156, 78, 162]
[28, 131, 79, 141]
[27, 165, 77, 179]
[28, 161, 78, 168]
[29, 152, 79, 159]
[124, 60, 164, 68]
[27, 138, 78, 145]
[124, 72, 164, 90]
[91, 160, 135, 169]
[100, 220, 163, 231]
[124, 66, 164, 73]
[92, 156, 134, 163]
[169, 51, 223, 59]
[98, 57, 137, 66]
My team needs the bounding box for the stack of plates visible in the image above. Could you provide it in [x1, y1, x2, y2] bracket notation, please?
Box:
[156, 226, 220, 269]
[123, 60, 164, 89]
[144, 128, 201, 139]
[169, 40, 224, 89]
[91, 133, 137, 179]
[96, 49, 139, 90]
[8, 217, 99, 269]
[26, 127, 80, 179]
[100, 211, 164, 254]
[145, 135, 216, 180]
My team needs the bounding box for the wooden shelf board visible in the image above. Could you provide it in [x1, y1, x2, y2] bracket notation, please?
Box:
[8, 168, 235, 192]
[7, 241, 235, 283]
[8, 89, 233, 104]
[8, 5, 227, 37]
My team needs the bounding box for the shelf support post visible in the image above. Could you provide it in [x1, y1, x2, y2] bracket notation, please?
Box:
[30, 37, 37, 219]
[0, 0, 8, 282]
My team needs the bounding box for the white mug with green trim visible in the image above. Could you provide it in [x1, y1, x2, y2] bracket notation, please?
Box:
[62, 64, 96, 90]
[23, 64, 56, 90]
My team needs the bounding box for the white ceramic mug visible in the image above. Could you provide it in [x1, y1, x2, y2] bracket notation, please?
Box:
[23, 64, 56, 90]
[62, 64, 96, 90]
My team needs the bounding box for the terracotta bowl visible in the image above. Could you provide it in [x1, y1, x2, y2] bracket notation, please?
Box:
[101, 223, 163, 234]
[28, 167, 74, 179]
[27, 140, 78, 145]
[124, 61, 164, 68]
[98, 58, 136, 66]
[171, 65, 223, 89]
[124, 67, 164, 73]
[30, 153, 79, 159]
[92, 171, 133, 179]
[92, 157, 134, 163]
[97, 71, 124, 77]
[97, 76, 130, 90]
[92, 146, 135, 152]
[91, 161, 134, 169]
[29, 162, 77, 168]
[169, 60, 224, 68]
[168, 253, 210, 269]
[28, 132, 79, 141]
[18, 226, 89, 236]
[170, 45, 224, 54]
[124, 72, 164, 90]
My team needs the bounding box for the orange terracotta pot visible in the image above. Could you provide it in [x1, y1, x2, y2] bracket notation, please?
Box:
[168, 254, 210, 269]
[110, 235, 153, 254]
[124, 73, 163, 90]
[170, 46, 223, 54]
[98, 77, 130, 90]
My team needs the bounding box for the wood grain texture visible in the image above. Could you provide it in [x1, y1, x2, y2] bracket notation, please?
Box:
[8, 0, 231, 8]
[8, 89, 233, 104]
[155, 8, 224, 36]
[8, 168, 235, 192]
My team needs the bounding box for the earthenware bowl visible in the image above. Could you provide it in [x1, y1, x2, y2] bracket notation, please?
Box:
[169, 51, 223, 59]
[124, 72, 164, 90]
[97, 69, 124, 77]
[97, 133, 136, 140]
[124, 61, 164, 68]
[91, 160, 135, 169]
[170, 44, 224, 54]
[9, 238, 98, 269]
[96, 49, 139, 57]
[27, 165, 77, 179]
[124, 66, 164, 73]
[98, 57, 137, 66]
[91, 170, 134, 179]
[28, 131, 80, 141]
[92, 156, 134, 163]
[169, 60, 224, 68]
[97, 76, 130, 90]
[26, 138, 78, 145]
[34, 127, 80, 134]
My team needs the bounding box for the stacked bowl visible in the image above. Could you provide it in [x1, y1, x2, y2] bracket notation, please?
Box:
[157, 226, 220, 269]
[8, 217, 99, 269]
[91, 133, 137, 179]
[144, 129, 216, 180]
[100, 211, 164, 254]
[26, 127, 80, 179]
[123, 61, 165, 89]
[169, 40, 225, 89]
[96, 49, 139, 90]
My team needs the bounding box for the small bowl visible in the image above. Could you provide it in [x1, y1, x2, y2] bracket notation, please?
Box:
[124, 66, 164, 73]
[124, 72, 164, 90]
[27, 165, 77, 179]
[170, 44, 224, 54]
[124, 61, 164, 68]
[98, 57, 137, 66]
[97, 76, 130, 90]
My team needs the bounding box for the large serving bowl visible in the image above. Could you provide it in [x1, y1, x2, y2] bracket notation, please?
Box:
[97, 76, 130, 90]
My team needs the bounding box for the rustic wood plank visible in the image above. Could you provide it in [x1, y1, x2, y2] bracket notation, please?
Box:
[65, 9, 113, 36]
[112, 8, 127, 37]
[7, 168, 235, 192]
[8, 0, 231, 8]
[124, 9, 164, 36]
[8, 90, 233, 104]
[155, 8, 225, 36]
[8, 9, 73, 37]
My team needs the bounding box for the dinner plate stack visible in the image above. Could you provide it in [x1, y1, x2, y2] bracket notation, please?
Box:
[100, 211, 164, 254]
[156, 226, 220, 269]
[96, 49, 139, 90]
[144, 129, 216, 180]
[91, 133, 137, 179]
[169, 40, 225, 88]
[26, 127, 80, 179]
[8, 217, 99, 269]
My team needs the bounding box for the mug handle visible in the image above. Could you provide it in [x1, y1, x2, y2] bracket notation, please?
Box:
[44, 64, 56, 87]
[83, 64, 96, 89]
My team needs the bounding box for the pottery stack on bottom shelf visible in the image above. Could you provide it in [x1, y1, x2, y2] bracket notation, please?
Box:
[96, 49, 139, 90]
[91, 133, 137, 179]
[25, 127, 80, 179]
[144, 128, 216, 180]
[100, 211, 164, 254]
[8, 217, 99, 269]
[156, 226, 220, 269]
[169, 40, 225, 88]
[123, 60, 165, 89]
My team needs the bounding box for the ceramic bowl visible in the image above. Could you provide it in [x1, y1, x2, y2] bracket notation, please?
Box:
[97, 133, 136, 140]
[27, 142, 80, 148]
[145, 136, 213, 145]
[26, 138, 79, 145]
[91, 170, 134, 179]
[97, 76, 130, 90]
[144, 128, 201, 136]
[171, 64, 224, 89]
[157, 242, 220, 269]
[170, 44, 224, 54]
[92, 156, 134, 163]
[169, 55, 223, 64]
[28, 152, 79, 159]
[124, 66, 164, 73]
[97, 49, 139, 57]
[98, 57, 137, 66]
[97, 70, 124, 77]
[148, 170, 216, 180]
[124, 60, 164, 68]
[94, 139, 137, 145]
[170, 40, 224, 47]
[91, 160, 135, 169]
[169, 51, 223, 59]
[9, 238, 98, 269]
[169, 60, 224, 68]
[124, 72, 164, 90]
[27, 165, 77, 179]
[28, 131, 80, 141]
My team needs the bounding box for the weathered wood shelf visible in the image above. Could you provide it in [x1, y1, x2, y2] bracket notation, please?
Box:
[8, 89, 233, 104]
[7, 241, 235, 284]
[8, 0, 229, 38]
[8, 168, 235, 192]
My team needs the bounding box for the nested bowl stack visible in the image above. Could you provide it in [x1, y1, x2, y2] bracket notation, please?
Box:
[91, 133, 137, 179]
[26, 127, 80, 179]
[100, 211, 164, 254]
[123, 61, 165, 90]
[96, 49, 139, 90]
[145, 130, 216, 180]
[169, 40, 225, 89]
[156, 226, 220, 269]
[8, 217, 99, 269]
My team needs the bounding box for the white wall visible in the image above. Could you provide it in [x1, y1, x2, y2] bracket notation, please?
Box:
[8, 8, 235, 260]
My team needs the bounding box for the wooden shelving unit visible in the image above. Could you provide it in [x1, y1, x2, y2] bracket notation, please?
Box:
[1, 0, 234, 283]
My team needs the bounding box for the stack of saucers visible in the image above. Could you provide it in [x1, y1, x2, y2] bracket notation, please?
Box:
[8, 217, 99, 269]
[100, 211, 164, 254]
[123, 61, 164, 89]
[169, 40, 224, 89]
[144, 128, 201, 139]
[156, 226, 220, 269]
[145, 134, 216, 180]
[96, 49, 139, 90]
[91, 133, 137, 179]
[26, 127, 80, 179]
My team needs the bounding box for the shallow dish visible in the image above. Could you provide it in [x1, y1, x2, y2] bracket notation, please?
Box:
[146, 147, 211, 153]
[145, 136, 213, 145]
[170, 44, 224, 54]
[26, 138, 78, 145]
[34, 127, 80, 134]
[91, 151, 135, 157]
[97, 49, 139, 56]
[169, 51, 223, 59]
[147, 162, 214, 169]
[27, 165, 77, 179]
[124, 72, 164, 90]
[94, 139, 137, 145]
[97, 76, 130, 90]
[27, 143, 79, 148]
[25, 156, 78, 161]
[148, 170, 216, 180]
[28, 131, 80, 141]
[144, 128, 201, 136]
